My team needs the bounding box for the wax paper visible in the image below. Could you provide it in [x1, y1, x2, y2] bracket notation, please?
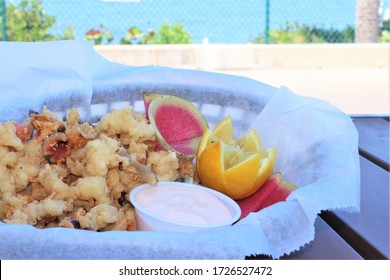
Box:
[0, 40, 360, 259]
[0, 40, 94, 123]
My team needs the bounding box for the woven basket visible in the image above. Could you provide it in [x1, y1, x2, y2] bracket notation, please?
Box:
[44, 70, 275, 138]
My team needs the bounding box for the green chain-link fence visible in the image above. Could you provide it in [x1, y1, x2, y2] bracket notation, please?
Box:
[1, 0, 389, 44]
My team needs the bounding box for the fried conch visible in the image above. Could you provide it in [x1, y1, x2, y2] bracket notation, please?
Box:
[0, 106, 198, 231]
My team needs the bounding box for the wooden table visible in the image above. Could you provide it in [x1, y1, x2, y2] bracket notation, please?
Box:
[320, 116, 390, 260]
[249, 116, 390, 260]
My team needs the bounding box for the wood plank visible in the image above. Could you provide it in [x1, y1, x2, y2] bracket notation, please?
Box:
[353, 117, 390, 171]
[322, 156, 389, 259]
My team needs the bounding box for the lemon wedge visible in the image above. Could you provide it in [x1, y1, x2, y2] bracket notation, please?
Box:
[196, 116, 276, 200]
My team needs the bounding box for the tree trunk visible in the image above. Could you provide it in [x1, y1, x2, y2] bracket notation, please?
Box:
[355, 0, 379, 43]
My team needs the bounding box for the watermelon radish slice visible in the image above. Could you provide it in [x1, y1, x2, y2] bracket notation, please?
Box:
[236, 173, 297, 219]
[145, 94, 208, 158]
[143, 93, 163, 120]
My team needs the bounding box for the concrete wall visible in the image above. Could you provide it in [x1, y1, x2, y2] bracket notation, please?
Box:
[94, 43, 389, 70]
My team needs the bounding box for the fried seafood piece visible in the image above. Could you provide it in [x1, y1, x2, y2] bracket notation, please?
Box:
[12, 163, 36, 194]
[29, 182, 51, 201]
[12, 157, 41, 193]
[106, 167, 150, 207]
[10, 140, 44, 192]
[66, 146, 87, 177]
[106, 169, 126, 205]
[127, 139, 149, 164]
[4, 198, 68, 225]
[0, 167, 15, 195]
[73, 207, 87, 218]
[61, 203, 138, 231]
[30, 109, 65, 142]
[0, 122, 25, 151]
[42, 132, 71, 164]
[97, 107, 155, 142]
[23, 138, 45, 165]
[40, 109, 97, 164]
[0, 146, 19, 194]
[15, 122, 34, 143]
[177, 156, 199, 184]
[66, 122, 97, 149]
[118, 151, 157, 185]
[42, 125, 97, 165]
[72, 200, 94, 214]
[58, 206, 86, 229]
[3, 209, 29, 224]
[29, 198, 68, 223]
[0, 146, 19, 168]
[0, 192, 28, 220]
[78, 203, 120, 231]
[68, 136, 157, 188]
[66, 108, 80, 127]
[177, 157, 196, 177]
[37, 164, 78, 200]
[0, 200, 10, 220]
[102, 205, 137, 231]
[59, 217, 81, 229]
[114, 133, 155, 155]
[146, 151, 179, 182]
[74, 176, 110, 204]
[66, 109, 97, 145]
[85, 135, 121, 177]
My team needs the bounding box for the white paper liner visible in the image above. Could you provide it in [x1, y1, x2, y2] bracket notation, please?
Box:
[239, 87, 360, 257]
[0, 40, 94, 122]
[0, 40, 360, 259]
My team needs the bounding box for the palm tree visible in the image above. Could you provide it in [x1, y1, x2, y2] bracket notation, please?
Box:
[355, 0, 379, 42]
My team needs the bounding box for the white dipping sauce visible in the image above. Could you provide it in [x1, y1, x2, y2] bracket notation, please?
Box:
[135, 184, 232, 225]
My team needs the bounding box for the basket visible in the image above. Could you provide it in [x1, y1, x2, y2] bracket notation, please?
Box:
[44, 70, 276, 137]
[0, 45, 360, 260]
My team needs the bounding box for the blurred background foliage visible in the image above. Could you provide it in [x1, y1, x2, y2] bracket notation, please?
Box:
[0, 0, 389, 44]
[253, 22, 356, 44]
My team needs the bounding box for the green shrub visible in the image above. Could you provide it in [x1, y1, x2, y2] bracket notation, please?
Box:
[152, 21, 193, 44]
[379, 30, 390, 42]
[379, 19, 390, 43]
[0, 0, 74, 41]
[305, 25, 354, 43]
[85, 24, 113, 45]
[254, 21, 354, 44]
[120, 26, 156, 44]
[60, 26, 76, 40]
[120, 21, 192, 45]
[254, 22, 317, 43]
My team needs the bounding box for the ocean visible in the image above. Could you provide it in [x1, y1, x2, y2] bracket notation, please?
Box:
[17, 0, 390, 44]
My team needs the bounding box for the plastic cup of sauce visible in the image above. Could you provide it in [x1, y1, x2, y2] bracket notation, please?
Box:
[130, 182, 241, 232]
